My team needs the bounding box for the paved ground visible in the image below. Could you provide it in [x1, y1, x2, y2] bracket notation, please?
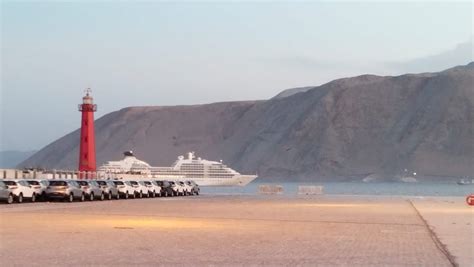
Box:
[411, 197, 473, 267]
[0, 195, 464, 266]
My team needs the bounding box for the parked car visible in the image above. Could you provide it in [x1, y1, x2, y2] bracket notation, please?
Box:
[186, 180, 200, 195]
[128, 181, 145, 198]
[3, 180, 37, 203]
[178, 181, 192, 196]
[142, 181, 161, 197]
[26, 180, 49, 201]
[45, 180, 85, 202]
[156, 180, 173, 197]
[0, 180, 14, 204]
[169, 181, 185, 196]
[96, 180, 120, 200]
[76, 180, 105, 201]
[112, 180, 136, 199]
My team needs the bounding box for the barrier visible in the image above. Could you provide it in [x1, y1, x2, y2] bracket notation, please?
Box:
[466, 194, 474, 206]
[298, 185, 324, 195]
[258, 184, 284, 195]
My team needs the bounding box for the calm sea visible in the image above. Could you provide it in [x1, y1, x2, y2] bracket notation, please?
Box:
[202, 181, 473, 197]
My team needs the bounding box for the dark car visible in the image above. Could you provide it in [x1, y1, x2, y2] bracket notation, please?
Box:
[156, 180, 173, 197]
[185, 180, 200, 195]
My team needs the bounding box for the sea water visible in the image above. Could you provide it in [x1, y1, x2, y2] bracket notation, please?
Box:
[202, 181, 473, 196]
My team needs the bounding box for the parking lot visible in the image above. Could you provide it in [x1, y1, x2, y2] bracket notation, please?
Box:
[0, 195, 460, 266]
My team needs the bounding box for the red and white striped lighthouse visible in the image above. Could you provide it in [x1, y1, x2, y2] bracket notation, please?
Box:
[78, 88, 97, 173]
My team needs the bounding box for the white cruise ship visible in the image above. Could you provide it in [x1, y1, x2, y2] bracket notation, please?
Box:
[98, 151, 258, 186]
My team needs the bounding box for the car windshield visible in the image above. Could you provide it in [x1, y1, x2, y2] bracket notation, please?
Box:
[4, 181, 17, 186]
[113, 181, 124, 185]
[76, 181, 89, 186]
[144, 181, 151, 185]
[27, 181, 40, 185]
[130, 181, 138, 185]
[97, 181, 107, 185]
[49, 181, 67, 186]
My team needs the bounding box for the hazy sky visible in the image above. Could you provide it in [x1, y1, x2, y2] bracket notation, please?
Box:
[1, 1, 473, 151]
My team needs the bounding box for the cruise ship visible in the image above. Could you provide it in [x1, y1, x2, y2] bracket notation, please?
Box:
[98, 151, 258, 186]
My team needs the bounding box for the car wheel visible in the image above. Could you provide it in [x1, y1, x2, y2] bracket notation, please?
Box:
[89, 193, 94, 201]
[196, 190, 199, 196]
[125, 192, 129, 199]
[80, 193, 85, 202]
[107, 193, 112, 200]
[7, 193, 13, 204]
[41, 192, 46, 201]
[31, 193, 36, 202]
[116, 193, 120, 200]
[17, 193, 23, 203]
[100, 192, 105, 201]
[152, 191, 156, 198]
[132, 192, 137, 199]
[139, 191, 143, 198]
[68, 193, 74, 202]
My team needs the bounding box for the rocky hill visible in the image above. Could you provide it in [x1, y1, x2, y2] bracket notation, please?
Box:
[20, 63, 474, 181]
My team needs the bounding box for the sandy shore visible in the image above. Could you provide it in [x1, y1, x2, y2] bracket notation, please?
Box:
[0, 195, 471, 266]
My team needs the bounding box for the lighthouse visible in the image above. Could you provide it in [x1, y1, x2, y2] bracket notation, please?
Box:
[78, 88, 97, 174]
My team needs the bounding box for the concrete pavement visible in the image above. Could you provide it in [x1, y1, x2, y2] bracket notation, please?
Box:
[0, 195, 463, 266]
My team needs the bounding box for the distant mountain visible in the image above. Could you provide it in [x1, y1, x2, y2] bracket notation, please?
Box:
[20, 63, 474, 181]
[1, 150, 37, 168]
[272, 86, 315, 99]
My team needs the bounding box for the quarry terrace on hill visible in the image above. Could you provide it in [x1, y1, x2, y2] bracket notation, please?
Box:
[20, 63, 474, 182]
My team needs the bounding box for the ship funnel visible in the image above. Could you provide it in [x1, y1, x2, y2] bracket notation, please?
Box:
[124, 151, 134, 157]
[187, 152, 194, 160]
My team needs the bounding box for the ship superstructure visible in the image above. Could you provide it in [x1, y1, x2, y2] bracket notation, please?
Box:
[98, 151, 257, 186]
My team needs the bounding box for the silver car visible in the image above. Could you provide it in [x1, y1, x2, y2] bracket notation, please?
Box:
[45, 180, 85, 202]
[0, 181, 14, 204]
[96, 180, 120, 200]
[76, 180, 105, 201]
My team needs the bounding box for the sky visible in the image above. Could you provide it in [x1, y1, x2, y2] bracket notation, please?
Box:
[1, 1, 473, 152]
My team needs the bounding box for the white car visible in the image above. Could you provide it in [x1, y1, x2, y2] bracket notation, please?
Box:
[128, 181, 147, 198]
[169, 181, 185, 196]
[3, 180, 37, 203]
[26, 180, 49, 200]
[178, 181, 193, 196]
[112, 180, 136, 199]
[142, 181, 161, 198]
[150, 181, 163, 197]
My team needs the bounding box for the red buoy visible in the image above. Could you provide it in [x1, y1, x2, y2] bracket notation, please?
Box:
[78, 88, 97, 176]
[466, 194, 474, 206]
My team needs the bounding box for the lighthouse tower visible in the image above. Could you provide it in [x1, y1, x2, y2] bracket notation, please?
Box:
[78, 88, 97, 173]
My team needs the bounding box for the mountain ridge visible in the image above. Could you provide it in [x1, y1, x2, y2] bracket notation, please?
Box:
[19, 63, 474, 181]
